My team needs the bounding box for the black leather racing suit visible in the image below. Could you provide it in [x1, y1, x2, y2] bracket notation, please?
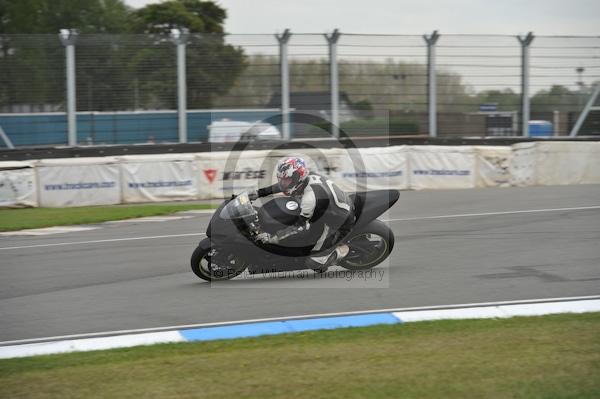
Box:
[256, 172, 355, 254]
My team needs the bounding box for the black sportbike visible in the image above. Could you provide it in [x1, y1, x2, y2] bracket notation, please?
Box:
[190, 190, 399, 281]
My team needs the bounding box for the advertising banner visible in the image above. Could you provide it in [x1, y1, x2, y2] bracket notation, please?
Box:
[196, 150, 275, 199]
[37, 158, 121, 207]
[334, 146, 408, 192]
[408, 146, 476, 190]
[120, 154, 198, 203]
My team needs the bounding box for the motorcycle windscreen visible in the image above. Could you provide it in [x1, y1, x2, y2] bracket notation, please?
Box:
[219, 193, 255, 220]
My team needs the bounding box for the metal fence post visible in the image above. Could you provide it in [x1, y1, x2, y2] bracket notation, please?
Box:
[59, 29, 78, 146]
[518, 32, 534, 137]
[276, 29, 292, 140]
[424, 31, 440, 137]
[171, 28, 189, 143]
[325, 29, 341, 138]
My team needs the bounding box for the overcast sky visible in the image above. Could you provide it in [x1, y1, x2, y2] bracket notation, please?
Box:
[124, 0, 600, 35]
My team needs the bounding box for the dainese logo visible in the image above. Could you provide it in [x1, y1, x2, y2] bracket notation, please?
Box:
[203, 169, 218, 183]
[223, 170, 266, 180]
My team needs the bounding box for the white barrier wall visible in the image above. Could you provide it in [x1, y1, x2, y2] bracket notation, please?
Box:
[36, 157, 121, 207]
[509, 142, 600, 187]
[408, 146, 476, 190]
[535, 142, 600, 186]
[0, 162, 37, 207]
[2, 142, 599, 208]
[119, 154, 198, 203]
[509, 142, 537, 187]
[474, 146, 512, 188]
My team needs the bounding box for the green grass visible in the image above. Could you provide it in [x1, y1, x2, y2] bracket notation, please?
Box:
[1, 313, 598, 399]
[0, 204, 216, 232]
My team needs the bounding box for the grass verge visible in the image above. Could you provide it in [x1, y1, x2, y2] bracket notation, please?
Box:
[0, 204, 216, 232]
[1, 313, 599, 399]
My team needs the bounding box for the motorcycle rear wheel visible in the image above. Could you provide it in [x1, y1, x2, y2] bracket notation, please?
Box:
[191, 239, 246, 281]
[339, 220, 394, 271]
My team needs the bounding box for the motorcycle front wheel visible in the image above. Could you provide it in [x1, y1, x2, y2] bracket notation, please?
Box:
[191, 238, 246, 281]
[339, 220, 394, 271]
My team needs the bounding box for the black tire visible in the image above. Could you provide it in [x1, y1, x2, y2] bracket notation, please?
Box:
[339, 219, 395, 271]
[190, 239, 246, 282]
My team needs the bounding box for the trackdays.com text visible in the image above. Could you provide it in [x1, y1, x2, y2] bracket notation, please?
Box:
[413, 169, 470, 176]
[44, 182, 116, 190]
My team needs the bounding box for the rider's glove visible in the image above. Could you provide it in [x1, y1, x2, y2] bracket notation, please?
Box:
[248, 189, 259, 201]
[255, 232, 279, 244]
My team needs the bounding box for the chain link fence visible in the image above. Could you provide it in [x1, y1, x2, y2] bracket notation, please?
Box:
[1, 33, 599, 147]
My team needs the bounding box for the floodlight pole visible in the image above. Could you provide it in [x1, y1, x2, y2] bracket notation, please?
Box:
[276, 29, 292, 140]
[569, 84, 600, 137]
[424, 31, 440, 138]
[171, 28, 189, 143]
[0, 126, 14, 149]
[59, 29, 78, 146]
[518, 32, 534, 137]
[326, 29, 341, 138]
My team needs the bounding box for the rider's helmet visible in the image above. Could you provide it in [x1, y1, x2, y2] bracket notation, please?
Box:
[276, 157, 309, 196]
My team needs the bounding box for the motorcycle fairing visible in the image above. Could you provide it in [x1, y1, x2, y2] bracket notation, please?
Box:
[351, 190, 400, 230]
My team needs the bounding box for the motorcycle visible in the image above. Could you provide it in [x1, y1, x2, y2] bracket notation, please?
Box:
[190, 189, 399, 281]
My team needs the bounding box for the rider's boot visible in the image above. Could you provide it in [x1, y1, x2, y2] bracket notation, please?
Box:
[308, 244, 350, 273]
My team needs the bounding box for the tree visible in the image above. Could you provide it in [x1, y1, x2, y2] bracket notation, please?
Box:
[531, 85, 582, 112]
[0, 0, 130, 34]
[0, 0, 131, 111]
[129, 0, 244, 109]
[212, 55, 472, 113]
[0, 0, 245, 111]
[131, 0, 226, 34]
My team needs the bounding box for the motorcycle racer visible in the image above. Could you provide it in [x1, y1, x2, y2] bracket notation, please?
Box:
[249, 157, 354, 271]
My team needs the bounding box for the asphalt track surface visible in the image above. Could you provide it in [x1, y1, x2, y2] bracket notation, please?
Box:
[1, 185, 599, 342]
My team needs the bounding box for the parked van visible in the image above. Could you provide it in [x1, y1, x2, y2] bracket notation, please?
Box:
[208, 120, 282, 143]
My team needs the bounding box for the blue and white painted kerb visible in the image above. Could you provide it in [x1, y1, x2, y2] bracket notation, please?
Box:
[1, 296, 599, 359]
